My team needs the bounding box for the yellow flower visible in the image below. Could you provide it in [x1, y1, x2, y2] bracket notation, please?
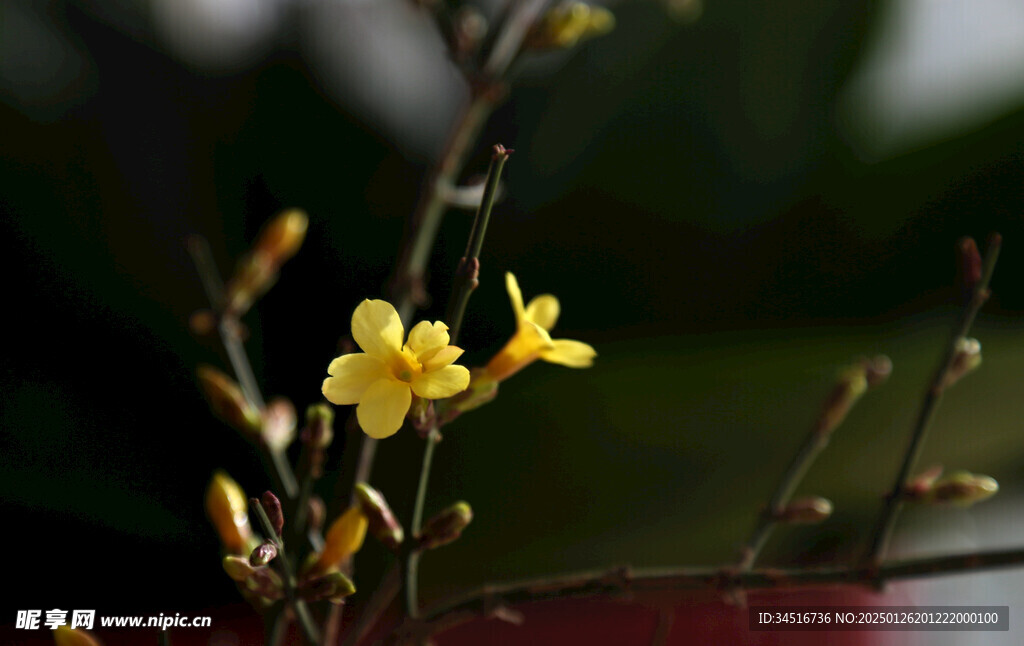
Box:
[484, 272, 596, 382]
[322, 300, 471, 439]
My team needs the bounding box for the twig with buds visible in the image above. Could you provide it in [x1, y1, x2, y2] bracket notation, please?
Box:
[187, 236, 300, 500]
[736, 355, 891, 570]
[862, 234, 1001, 570]
[250, 495, 321, 645]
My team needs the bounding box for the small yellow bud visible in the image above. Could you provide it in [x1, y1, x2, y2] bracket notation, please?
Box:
[253, 209, 309, 268]
[315, 505, 368, 572]
[197, 366, 262, 439]
[418, 501, 473, 550]
[206, 471, 253, 554]
[354, 483, 404, 551]
[528, 2, 615, 50]
[927, 471, 998, 507]
[775, 496, 833, 524]
[55, 627, 101, 646]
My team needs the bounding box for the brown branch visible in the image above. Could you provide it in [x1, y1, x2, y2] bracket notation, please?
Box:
[862, 233, 1001, 568]
[405, 548, 1024, 638]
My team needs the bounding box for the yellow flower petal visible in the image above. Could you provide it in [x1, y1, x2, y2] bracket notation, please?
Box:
[421, 345, 465, 372]
[540, 339, 597, 368]
[319, 505, 369, 568]
[411, 365, 471, 399]
[323, 354, 389, 405]
[525, 294, 560, 331]
[406, 320, 450, 359]
[356, 379, 412, 439]
[505, 272, 525, 321]
[484, 322, 554, 382]
[351, 300, 404, 362]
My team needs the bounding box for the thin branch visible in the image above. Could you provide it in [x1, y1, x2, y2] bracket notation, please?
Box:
[187, 236, 300, 499]
[737, 357, 887, 570]
[405, 548, 1024, 638]
[252, 498, 322, 645]
[862, 233, 1001, 568]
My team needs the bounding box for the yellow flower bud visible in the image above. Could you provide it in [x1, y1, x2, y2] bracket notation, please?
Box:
[197, 366, 263, 439]
[253, 209, 309, 268]
[527, 2, 615, 50]
[206, 471, 253, 554]
[55, 627, 101, 646]
[315, 505, 368, 572]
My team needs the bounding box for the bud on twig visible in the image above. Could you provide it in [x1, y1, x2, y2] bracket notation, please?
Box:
[250, 541, 279, 567]
[303, 404, 335, 448]
[300, 570, 357, 604]
[261, 491, 284, 538]
[816, 364, 869, 437]
[774, 496, 833, 524]
[253, 209, 309, 267]
[927, 471, 999, 507]
[525, 1, 615, 50]
[418, 501, 473, 550]
[223, 555, 258, 582]
[943, 337, 982, 389]
[861, 354, 893, 388]
[224, 209, 309, 315]
[198, 367, 263, 439]
[354, 483, 404, 551]
[314, 505, 368, 572]
[206, 471, 253, 554]
[262, 398, 297, 452]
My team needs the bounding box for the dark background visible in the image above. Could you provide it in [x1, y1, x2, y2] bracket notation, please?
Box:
[3, 0, 1024, 630]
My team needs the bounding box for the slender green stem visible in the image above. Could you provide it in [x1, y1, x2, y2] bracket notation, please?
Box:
[446, 146, 510, 343]
[405, 428, 441, 618]
[252, 499, 322, 645]
[862, 233, 1001, 568]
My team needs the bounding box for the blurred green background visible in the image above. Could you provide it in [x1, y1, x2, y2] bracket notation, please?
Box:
[3, 0, 1024, 625]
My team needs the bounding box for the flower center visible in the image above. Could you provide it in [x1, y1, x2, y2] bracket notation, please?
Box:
[398, 370, 413, 382]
